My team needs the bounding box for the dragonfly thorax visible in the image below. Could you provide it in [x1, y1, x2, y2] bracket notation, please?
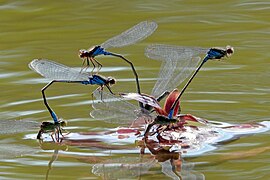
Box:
[207, 45, 234, 60]
[78, 49, 90, 58]
[154, 115, 178, 125]
[79, 46, 102, 58]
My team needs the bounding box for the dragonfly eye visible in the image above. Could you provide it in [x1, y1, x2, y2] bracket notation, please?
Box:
[60, 120, 67, 127]
[107, 77, 116, 86]
[226, 46, 234, 56]
[78, 49, 88, 58]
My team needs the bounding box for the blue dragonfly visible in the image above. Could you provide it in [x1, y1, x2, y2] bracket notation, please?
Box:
[121, 44, 234, 119]
[29, 59, 116, 128]
[79, 20, 158, 96]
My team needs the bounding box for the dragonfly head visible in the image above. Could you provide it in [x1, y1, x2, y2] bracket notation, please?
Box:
[225, 45, 234, 57]
[78, 49, 89, 58]
[59, 120, 67, 127]
[106, 77, 116, 86]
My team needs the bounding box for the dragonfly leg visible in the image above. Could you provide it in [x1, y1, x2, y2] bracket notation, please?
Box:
[54, 127, 60, 142]
[105, 84, 114, 95]
[143, 123, 155, 137]
[80, 58, 87, 73]
[156, 125, 167, 135]
[61, 128, 70, 135]
[37, 129, 43, 140]
[89, 57, 96, 75]
[59, 127, 64, 137]
[92, 57, 102, 74]
[50, 132, 55, 142]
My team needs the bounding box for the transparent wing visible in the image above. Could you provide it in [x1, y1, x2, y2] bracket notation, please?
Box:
[145, 44, 207, 61]
[92, 156, 155, 179]
[120, 93, 161, 109]
[150, 58, 177, 97]
[101, 21, 158, 49]
[29, 59, 89, 81]
[0, 119, 39, 134]
[160, 160, 181, 180]
[91, 90, 139, 124]
[145, 44, 208, 98]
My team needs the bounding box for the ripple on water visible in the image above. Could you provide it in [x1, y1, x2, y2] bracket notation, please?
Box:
[1, 93, 82, 108]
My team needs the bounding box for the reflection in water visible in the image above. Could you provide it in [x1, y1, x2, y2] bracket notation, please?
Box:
[0, 139, 37, 159]
[91, 137, 205, 180]
[39, 142, 68, 180]
[1, 117, 266, 179]
[45, 149, 59, 180]
[92, 156, 155, 179]
[48, 120, 268, 179]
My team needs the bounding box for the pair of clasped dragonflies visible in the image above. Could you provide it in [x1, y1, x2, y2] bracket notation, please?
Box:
[121, 45, 234, 135]
[30, 21, 157, 141]
[91, 44, 234, 137]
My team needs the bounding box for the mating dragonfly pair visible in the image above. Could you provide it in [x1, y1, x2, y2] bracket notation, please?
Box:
[29, 20, 233, 142]
[30, 20, 157, 141]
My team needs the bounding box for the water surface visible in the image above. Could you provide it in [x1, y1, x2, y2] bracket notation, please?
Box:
[1, 0, 270, 179]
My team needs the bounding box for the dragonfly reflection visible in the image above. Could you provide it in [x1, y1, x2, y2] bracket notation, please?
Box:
[91, 137, 204, 180]
[38, 141, 68, 180]
[79, 20, 158, 95]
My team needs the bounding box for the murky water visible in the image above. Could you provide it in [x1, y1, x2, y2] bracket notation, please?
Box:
[1, 0, 270, 179]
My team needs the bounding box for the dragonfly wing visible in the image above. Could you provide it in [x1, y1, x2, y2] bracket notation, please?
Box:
[92, 157, 155, 179]
[145, 44, 208, 98]
[101, 21, 158, 49]
[150, 58, 177, 98]
[91, 90, 139, 124]
[0, 119, 39, 134]
[145, 44, 207, 61]
[29, 59, 89, 81]
[160, 160, 181, 180]
[121, 93, 161, 109]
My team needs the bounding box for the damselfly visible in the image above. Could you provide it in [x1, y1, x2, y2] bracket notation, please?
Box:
[37, 120, 68, 142]
[91, 45, 213, 129]
[122, 45, 234, 118]
[79, 20, 158, 95]
[29, 59, 116, 123]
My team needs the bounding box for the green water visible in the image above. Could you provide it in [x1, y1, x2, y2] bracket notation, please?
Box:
[1, 0, 270, 179]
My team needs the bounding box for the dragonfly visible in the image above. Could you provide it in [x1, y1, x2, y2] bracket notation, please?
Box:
[122, 44, 234, 119]
[29, 59, 116, 124]
[79, 20, 158, 96]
